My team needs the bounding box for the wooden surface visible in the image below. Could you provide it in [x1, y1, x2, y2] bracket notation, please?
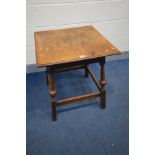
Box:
[34, 26, 120, 67]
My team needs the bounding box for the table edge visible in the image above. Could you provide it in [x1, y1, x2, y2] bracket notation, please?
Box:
[36, 51, 121, 68]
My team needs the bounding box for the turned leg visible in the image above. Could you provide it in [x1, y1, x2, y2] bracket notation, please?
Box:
[99, 60, 106, 109]
[47, 68, 57, 121]
[85, 65, 89, 77]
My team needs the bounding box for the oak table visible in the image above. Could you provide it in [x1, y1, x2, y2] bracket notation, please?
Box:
[34, 26, 120, 121]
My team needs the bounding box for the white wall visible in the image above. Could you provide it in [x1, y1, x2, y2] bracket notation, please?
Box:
[26, 0, 129, 65]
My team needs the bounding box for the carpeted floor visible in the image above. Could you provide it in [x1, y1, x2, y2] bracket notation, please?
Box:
[26, 59, 129, 155]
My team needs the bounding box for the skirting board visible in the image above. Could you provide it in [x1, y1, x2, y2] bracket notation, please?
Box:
[26, 51, 129, 74]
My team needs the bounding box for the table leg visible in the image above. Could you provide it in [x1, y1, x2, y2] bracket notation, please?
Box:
[85, 65, 89, 77]
[99, 61, 106, 109]
[47, 70, 57, 121]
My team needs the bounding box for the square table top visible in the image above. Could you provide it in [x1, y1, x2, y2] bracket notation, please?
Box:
[34, 26, 120, 67]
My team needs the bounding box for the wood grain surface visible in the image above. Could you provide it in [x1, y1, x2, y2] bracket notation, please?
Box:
[34, 26, 120, 67]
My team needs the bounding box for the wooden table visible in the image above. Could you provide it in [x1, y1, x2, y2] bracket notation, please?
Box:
[34, 26, 120, 121]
